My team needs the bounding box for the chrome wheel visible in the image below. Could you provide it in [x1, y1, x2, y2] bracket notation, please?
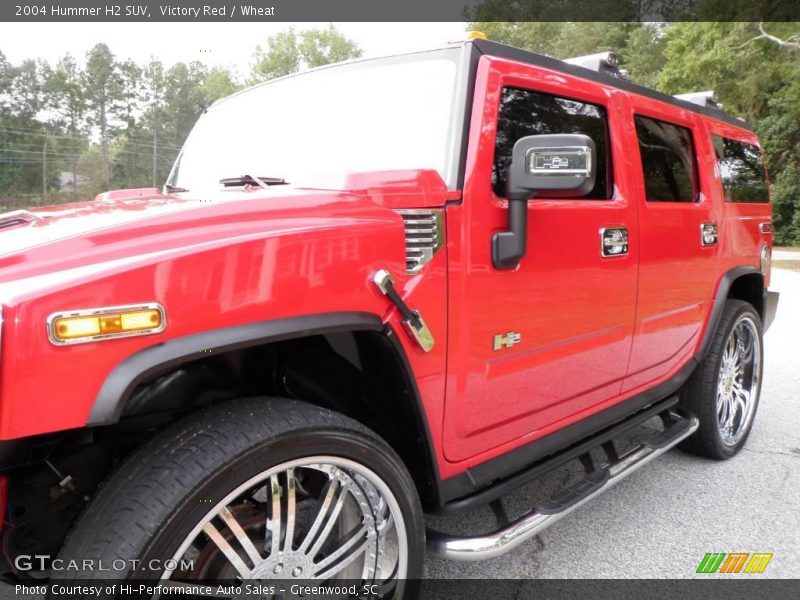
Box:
[716, 315, 761, 446]
[161, 456, 407, 586]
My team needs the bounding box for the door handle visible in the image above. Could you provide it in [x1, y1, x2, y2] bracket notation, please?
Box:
[701, 222, 718, 246]
[600, 227, 629, 257]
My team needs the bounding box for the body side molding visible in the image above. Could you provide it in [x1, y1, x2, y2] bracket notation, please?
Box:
[89, 312, 384, 425]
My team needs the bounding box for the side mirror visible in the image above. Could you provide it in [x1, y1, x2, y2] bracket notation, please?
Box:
[492, 134, 597, 269]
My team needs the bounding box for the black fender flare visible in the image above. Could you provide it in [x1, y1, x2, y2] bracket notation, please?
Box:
[88, 310, 445, 505]
[89, 312, 385, 425]
[697, 265, 764, 361]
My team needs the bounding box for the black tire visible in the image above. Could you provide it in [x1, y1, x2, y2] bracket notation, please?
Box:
[679, 299, 764, 459]
[55, 398, 424, 594]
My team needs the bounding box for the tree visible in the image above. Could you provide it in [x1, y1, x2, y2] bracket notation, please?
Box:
[658, 22, 800, 244]
[162, 61, 209, 148]
[203, 67, 240, 104]
[141, 59, 167, 187]
[251, 25, 362, 83]
[469, 22, 664, 84]
[44, 54, 86, 191]
[299, 25, 363, 68]
[738, 22, 800, 51]
[84, 44, 122, 187]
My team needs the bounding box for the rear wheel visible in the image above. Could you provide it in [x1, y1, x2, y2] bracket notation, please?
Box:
[680, 299, 763, 459]
[56, 398, 424, 596]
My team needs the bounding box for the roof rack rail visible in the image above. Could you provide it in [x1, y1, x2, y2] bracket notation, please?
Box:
[563, 51, 627, 79]
[674, 90, 722, 110]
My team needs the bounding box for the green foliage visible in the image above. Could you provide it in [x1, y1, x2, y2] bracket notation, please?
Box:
[657, 22, 800, 244]
[251, 29, 300, 81]
[472, 22, 664, 85]
[0, 43, 243, 201]
[251, 25, 362, 83]
[204, 67, 242, 104]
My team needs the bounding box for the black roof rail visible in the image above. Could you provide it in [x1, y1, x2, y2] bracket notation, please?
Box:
[469, 39, 751, 131]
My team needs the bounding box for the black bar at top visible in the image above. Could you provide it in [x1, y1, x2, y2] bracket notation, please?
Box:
[3, 0, 800, 22]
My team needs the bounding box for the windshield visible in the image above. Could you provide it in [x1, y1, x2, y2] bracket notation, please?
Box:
[167, 48, 461, 193]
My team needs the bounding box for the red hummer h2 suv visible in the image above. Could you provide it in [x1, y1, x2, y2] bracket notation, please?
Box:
[0, 38, 778, 591]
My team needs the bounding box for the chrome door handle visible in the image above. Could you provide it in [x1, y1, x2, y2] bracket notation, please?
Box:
[701, 222, 718, 246]
[600, 227, 629, 257]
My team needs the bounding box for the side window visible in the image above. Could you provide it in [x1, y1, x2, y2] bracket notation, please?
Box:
[635, 116, 697, 202]
[712, 136, 769, 203]
[492, 87, 611, 199]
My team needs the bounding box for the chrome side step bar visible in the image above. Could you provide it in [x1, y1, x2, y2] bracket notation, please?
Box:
[427, 409, 698, 561]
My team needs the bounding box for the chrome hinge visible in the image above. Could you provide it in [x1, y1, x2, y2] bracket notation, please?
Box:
[371, 269, 434, 352]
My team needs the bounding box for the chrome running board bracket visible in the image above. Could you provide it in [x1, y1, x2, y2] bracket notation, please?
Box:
[426, 408, 698, 561]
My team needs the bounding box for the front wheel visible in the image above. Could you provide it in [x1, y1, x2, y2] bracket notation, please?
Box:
[680, 299, 764, 459]
[56, 398, 424, 596]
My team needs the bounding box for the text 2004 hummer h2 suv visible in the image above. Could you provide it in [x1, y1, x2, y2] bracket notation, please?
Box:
[0, 37, 779, 591]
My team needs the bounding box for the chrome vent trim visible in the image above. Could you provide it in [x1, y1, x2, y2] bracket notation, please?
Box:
[396, 209, 444, 274]
[0, 209, 39, 230]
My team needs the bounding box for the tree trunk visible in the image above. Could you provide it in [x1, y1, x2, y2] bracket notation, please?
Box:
[73, 157, 79, 194]
[42, 137, 47, 202]
[152, 126, 158, 188]
[100, 100, 110, 187]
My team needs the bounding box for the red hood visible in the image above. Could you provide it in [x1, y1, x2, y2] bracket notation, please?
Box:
[1, 191, 202, 257]
[0, 170, 455, 302]
[0, 170, 455, 259]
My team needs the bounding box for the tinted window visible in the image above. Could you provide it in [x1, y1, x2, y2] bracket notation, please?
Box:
[492, 87, 611, 199]
[635, 116, 696, 202]
[712, 136, 768, 203]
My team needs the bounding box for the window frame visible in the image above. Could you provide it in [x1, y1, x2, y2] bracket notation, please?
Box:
[633, 113, 701, 204]
[490, 85, 616, 201]
[711, 134, 770, 204]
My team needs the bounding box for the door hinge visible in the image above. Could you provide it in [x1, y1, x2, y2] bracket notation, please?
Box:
[371, 269, 434, 352]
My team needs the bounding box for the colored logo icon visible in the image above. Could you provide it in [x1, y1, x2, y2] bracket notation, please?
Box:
[696, 552, 773, 574]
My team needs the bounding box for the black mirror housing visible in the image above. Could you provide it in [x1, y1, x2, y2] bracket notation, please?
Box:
[507, 133, 597, 201]
[493, 134, 597, 269]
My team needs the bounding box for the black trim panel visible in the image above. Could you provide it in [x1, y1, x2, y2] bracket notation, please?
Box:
[697, 265, 760, 360]
[764, 290, 779, 332]
[439, 359, 697, 503]
[470, 39, 754, 132]
[380, 326, 445, 508]
[89, 312, 384, 425]
[435, 395, 679, 515]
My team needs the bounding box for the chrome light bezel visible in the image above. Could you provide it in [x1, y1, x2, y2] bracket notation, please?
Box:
[760, 244, 772, 276]
[47, 302, 167, 346]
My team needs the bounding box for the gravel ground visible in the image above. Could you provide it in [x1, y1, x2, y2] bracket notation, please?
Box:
[425, 266, 800, 579]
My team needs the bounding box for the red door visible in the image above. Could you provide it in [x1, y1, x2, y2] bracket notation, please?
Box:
[621, 101, 721, 394]
[443, 56, 639, 464]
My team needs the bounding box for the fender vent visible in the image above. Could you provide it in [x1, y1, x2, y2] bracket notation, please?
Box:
[0, 210, 39, 230]
[396, 210, 444, 274]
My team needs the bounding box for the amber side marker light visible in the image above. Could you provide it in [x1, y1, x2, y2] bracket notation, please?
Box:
[47, 303, 166, 345]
